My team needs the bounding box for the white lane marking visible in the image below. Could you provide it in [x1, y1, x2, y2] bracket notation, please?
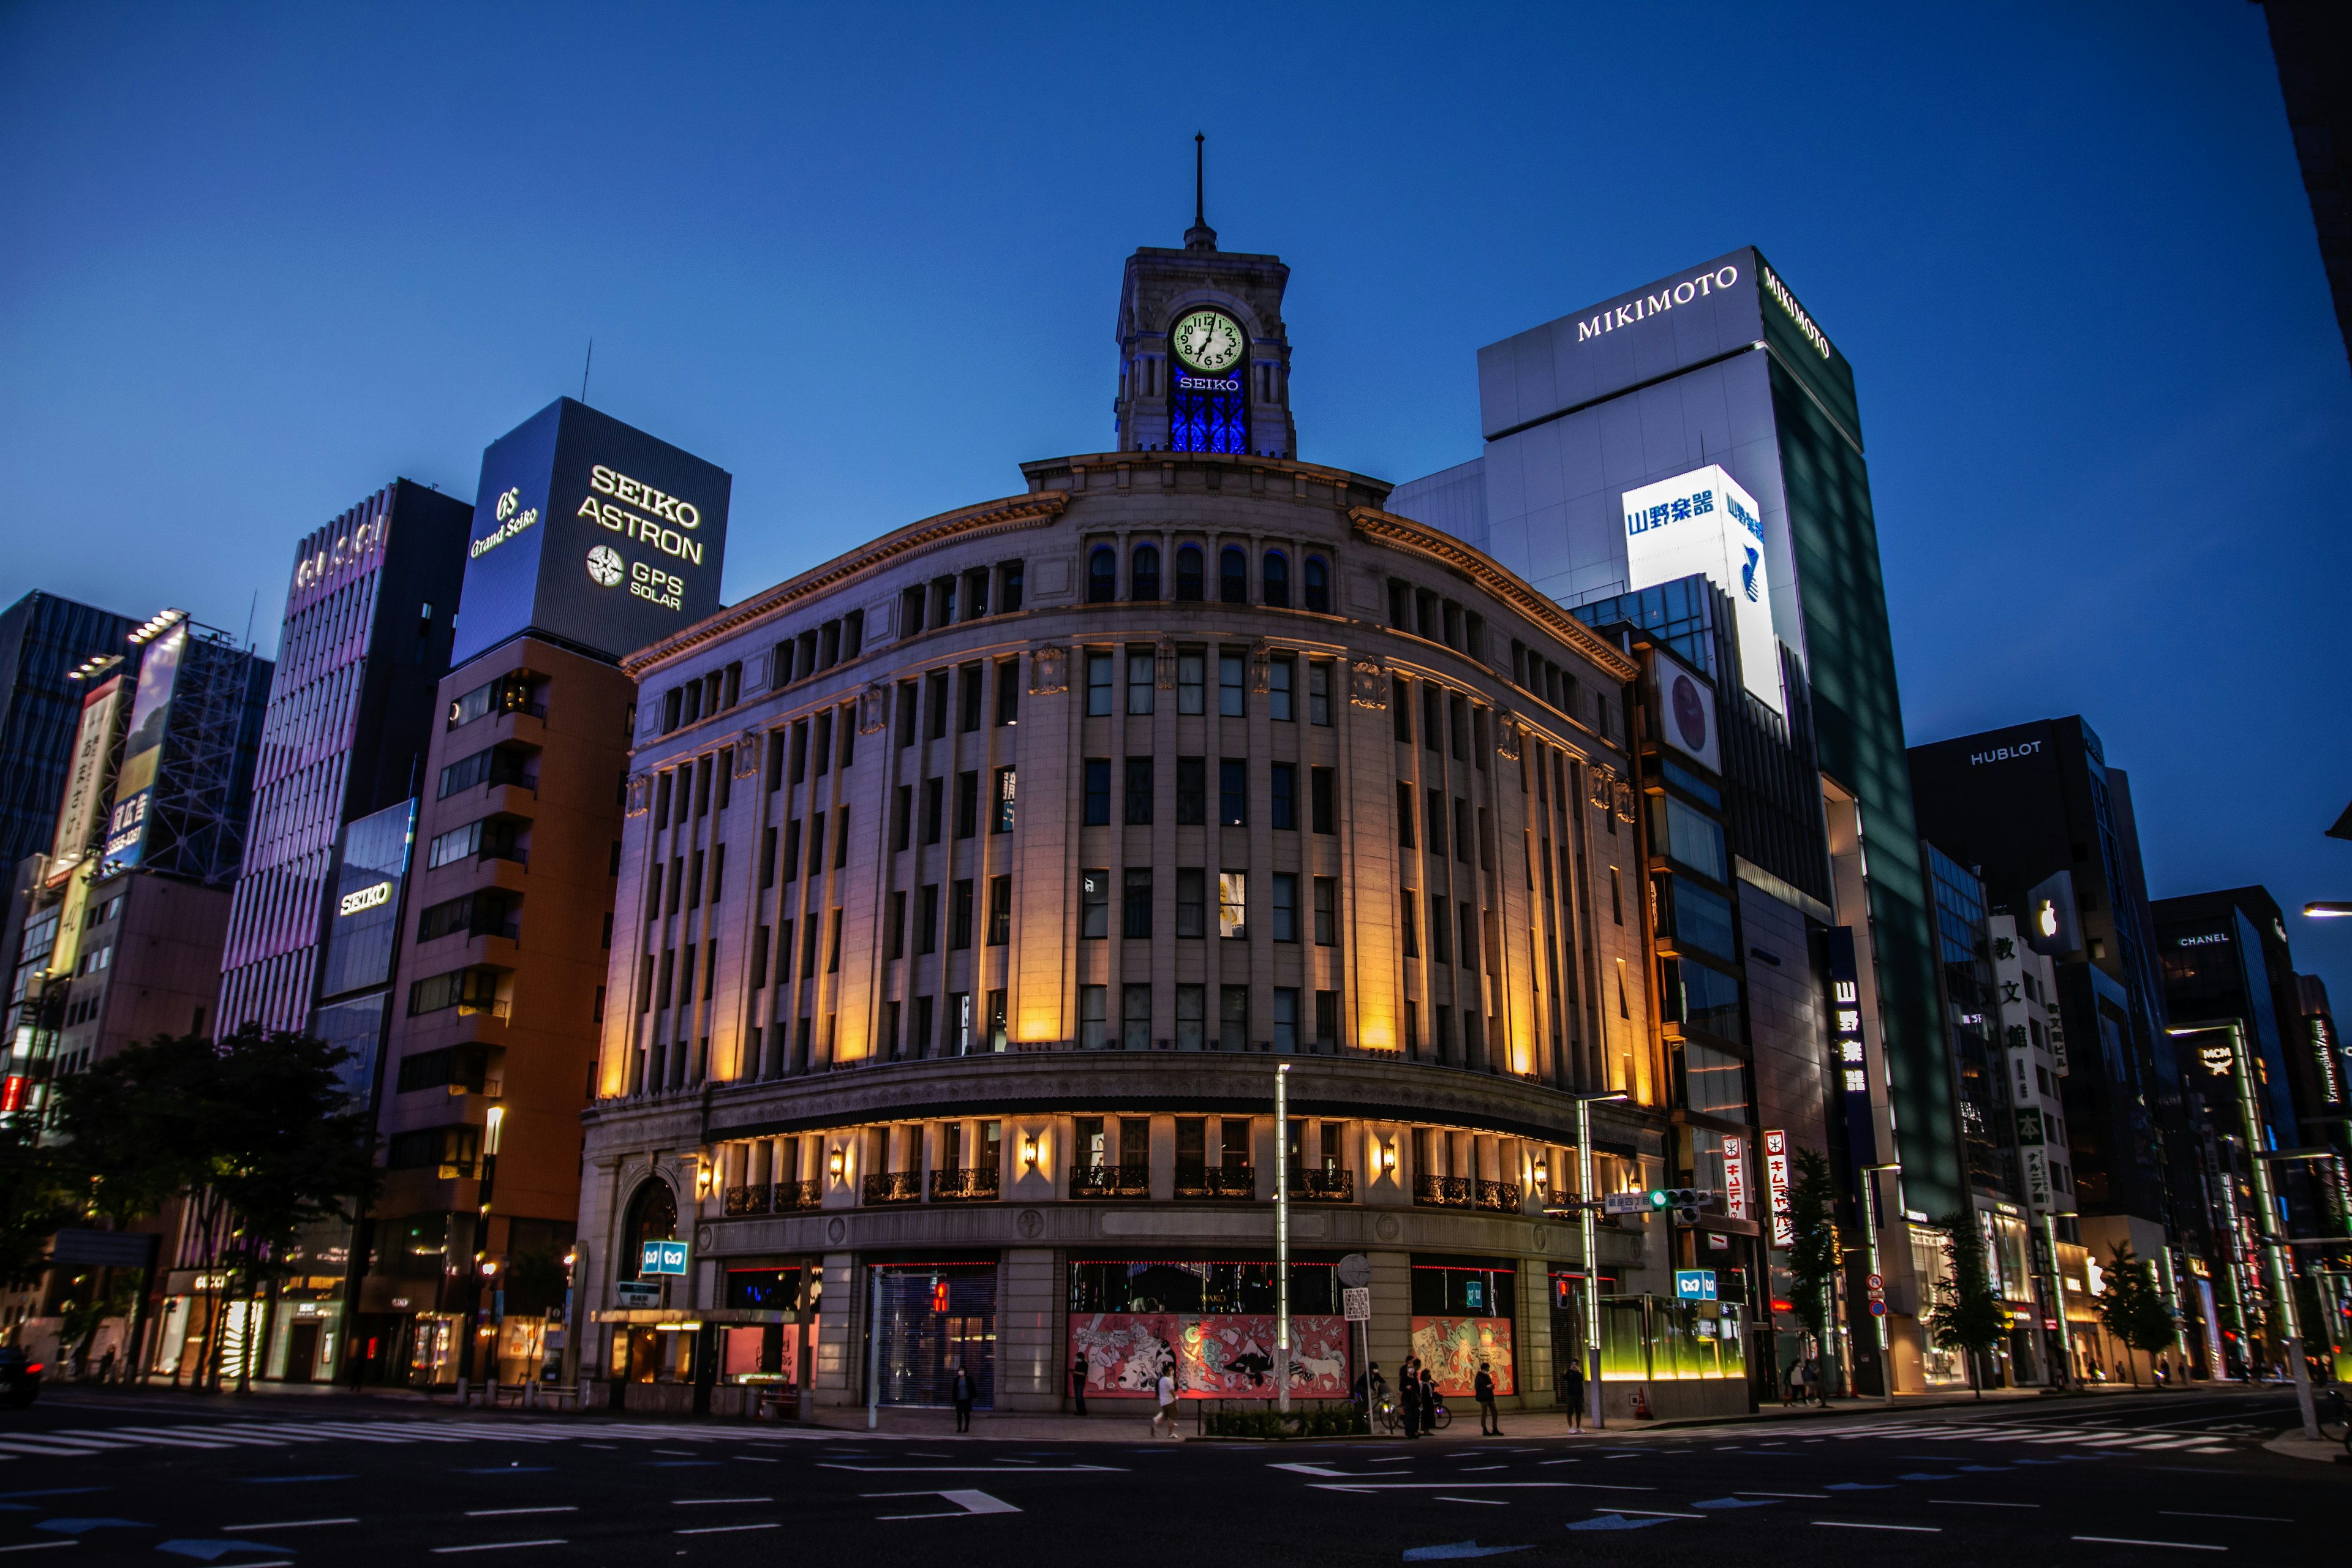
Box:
[731, 1456, 779, 1463]
[677, 1523, 781, 1536]
[2071, 1537, 2225, 1553]
[1436, 1496, 1508, 1505]
[1537, 1460, 1579, 1466]
[2161, 1511, 2289, 1523]
[865, 1489, 1021, 1520]
[1929, 1499, 2038, 1508]
[220, 1518, 360, 1531]
[671, 1498, 773, 1506]
[429, 1543, 568, 1555]
[1813, 1521, 1940, 1532]
[1458, 1465, 1507, 1472]
[466, 1508, 578, 1518]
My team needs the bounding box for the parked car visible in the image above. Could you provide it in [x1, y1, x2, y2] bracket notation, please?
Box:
[0, 1349, 42, 1408]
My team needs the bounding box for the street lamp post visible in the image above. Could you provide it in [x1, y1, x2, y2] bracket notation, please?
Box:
[1276, 1062, 1291, 1417]
[2169, 1022, 2320, 1440]
[1858, 1161, 1901, 1398]
[1573, 1092, 1627, 1430]
[2043, 1209, 2078, 1388]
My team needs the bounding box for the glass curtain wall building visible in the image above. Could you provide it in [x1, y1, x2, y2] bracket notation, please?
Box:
[216, 478, 471, 1036]
[0, 592, 142, 869]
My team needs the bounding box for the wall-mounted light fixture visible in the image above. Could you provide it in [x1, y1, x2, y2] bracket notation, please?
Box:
[828, 1147, 846, 1180]
[1379, 1143, 1398, 1177]
[1022, 1133, 1040, 1169]
[695, 1159, 714, 1197]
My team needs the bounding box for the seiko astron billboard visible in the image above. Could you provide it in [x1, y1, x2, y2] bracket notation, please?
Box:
[451, 398, 734, 667]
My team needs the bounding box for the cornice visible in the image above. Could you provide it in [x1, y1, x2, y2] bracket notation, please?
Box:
[1348, 507, 1640, 682]
[622, 492, 1071, 678]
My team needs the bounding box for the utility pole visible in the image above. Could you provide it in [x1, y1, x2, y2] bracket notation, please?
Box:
[1276, 1061, 1291, 1415]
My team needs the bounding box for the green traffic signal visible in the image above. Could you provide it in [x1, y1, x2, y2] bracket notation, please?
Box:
[1646, 1188, 1670, 1210]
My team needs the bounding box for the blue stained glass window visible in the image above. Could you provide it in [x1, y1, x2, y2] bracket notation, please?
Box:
[1171, 369, 1248, 454]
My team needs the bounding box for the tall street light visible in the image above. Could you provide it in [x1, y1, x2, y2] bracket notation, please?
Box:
[1542, 1091, 1627, 1430]
[1857, 1161, 1901, 1397]
[1276, 1062, 1291, 1417]
[2042, 1208, 2079, 1387]
[2169, 1022, 2320, 1439]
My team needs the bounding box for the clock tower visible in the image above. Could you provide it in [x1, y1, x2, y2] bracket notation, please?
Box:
[1112, 138, 1297, 459]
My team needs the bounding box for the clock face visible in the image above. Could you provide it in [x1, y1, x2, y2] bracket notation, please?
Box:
[1171, 309, 1245, 374]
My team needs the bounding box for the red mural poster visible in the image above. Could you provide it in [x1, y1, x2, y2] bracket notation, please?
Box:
[1409, 1316, 1515, 1396]
[1069, 1313, 1352, 1399]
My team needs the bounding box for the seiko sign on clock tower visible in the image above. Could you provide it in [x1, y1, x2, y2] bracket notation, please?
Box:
[1112, 160, 1298, 459]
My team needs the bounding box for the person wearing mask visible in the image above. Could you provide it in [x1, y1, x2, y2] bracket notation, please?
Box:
[1474, 1360, 1501, 1435]
[951, 1361, 975, 1433]
[1559, 1352, 1586, 1433]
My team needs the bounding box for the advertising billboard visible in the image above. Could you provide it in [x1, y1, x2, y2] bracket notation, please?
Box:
[451, 398, 733, 667]
[1647, 647, 1721, 775]
[1622, 466, 1784, 717]
[101, 622, 188, 875]
[46, 675, 128, 886]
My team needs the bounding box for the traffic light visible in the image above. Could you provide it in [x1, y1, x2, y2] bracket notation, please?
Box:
[1648, 1188, 1710, 1223]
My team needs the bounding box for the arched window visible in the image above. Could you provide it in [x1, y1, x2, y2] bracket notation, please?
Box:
[1303, 556, 1330, 614]
[1088, 546, 1117, 604]
[1262, 551, 1290, 609]
[1132, 545, 1161, 601]
[622, 1179, 677, 1281]
[1175, 545, 1205, 602]
[1219, 546, 1248, 606]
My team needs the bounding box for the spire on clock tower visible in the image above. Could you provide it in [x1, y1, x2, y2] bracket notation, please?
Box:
[1112, 138, 1297, 459]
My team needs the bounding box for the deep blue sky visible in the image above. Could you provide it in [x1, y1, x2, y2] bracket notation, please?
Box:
[6, 3, 2349, 992]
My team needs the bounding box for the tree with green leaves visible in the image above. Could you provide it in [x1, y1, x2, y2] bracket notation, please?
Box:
[1927, 1210, 2007, 1396]
[1785, 1147, 1841, 1398]
[0, 1121, 78, 1290]
[2094, 1243, 2176, 1386]
[53, 1027, 379, 1392]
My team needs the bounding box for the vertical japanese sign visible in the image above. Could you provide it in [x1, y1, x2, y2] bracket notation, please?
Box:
[1721, 1134, 1749, 1221]
[1763, 1128, 1793, 1248]
[1824, 927, 1877, 1171]
[102, 622, 187, 875]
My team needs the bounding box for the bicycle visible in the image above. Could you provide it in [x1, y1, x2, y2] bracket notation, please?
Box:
[1427, 1396, 1453, 1431]
[2317, 1384, 2350, 1445]
[1371, 1392, 1401, 1435]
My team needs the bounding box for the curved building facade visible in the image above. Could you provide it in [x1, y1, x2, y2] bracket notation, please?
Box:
[578, 442, 1689, 1414]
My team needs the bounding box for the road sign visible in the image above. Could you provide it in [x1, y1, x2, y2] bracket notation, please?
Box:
[1866, 1273, 1883, 1291]
[1868, 1300, 1887, 1317]
[1336, 1253, 1372, 1289]
[1343, 1287, 1371, 1322]
[1603, 1191, 1648, 1215]
[1673, 1269, 1718, 1302]
[614, 1280, 660, 1307]
[641, 1238, 688, 1276]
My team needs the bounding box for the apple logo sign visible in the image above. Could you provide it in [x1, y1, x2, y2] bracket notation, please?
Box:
[1672, 674, 1708, 752]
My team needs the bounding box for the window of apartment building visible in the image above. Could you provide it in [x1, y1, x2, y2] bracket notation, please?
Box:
[1218, 650, 1246, 716]
[1125, 758, 1154, 824]
[1268, 657, 1294, 721]
[1123, 984, 1151, 1050]
[1220, 986, 1250, 1050]
[925, 669, 949, 739]
[922, 778, 944, 845]
[1428, 892, 1452, 965]
[1128, 648, 1155, 715]
[959, 662, 984, 732]
[1132, 545, 1161, 601]
[1314, 990, 1338, 1049]
[1218, 872, 1248, 940]
[1219, 760, 1247, 826]
[1082, 870, 1109, 938]
[1178, 647, 1205, 714]
[1175, 545, 1204, 601]
[995, 659, 1019, 726]
[1313, 877, 1336, 945]
[1176, 869, 1206, 938]
[1085, 760, 1112, 825]
[1177, 985, 1205, 1050]
[1272, 873, 1298, 942]
[987, 875, 1011, 945]
[1273, 988, 1298, 1052]
[1177, 758, 1206, 824]
[1087, 652, 1114, 715]
[1270, 764, 1296, 830]
[1310, 767, 1335, 834]
[1392, 676, 1412, 742]
[918, 885, 940, 955]
[955, 770, 979, 838]
[1308, 660, 1331, 725]
[1400, 889, 1419, 958]
[949, 879, 974, 950]
[1123, 869, 1153, 939]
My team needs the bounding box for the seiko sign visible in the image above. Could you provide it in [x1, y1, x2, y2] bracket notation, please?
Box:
[1969, 740, 2043, 766]
[338, 881, 393, 918]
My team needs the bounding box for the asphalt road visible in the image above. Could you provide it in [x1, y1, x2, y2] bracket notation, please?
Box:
[0, 1387, 2339, 1565]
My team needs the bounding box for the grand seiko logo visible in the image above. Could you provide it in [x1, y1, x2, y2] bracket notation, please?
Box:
[1577, 266, 1740, 342]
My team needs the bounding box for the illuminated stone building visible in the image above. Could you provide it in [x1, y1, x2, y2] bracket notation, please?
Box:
[571, 220, 1724, 1422]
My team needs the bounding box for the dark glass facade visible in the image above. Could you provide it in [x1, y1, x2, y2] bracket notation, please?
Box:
[0, 592, 140, 869]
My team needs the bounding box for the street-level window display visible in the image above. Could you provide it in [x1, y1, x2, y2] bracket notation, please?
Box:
[872, 1262, 996, 1409]
[1410, 1257, 1515, 1396]
[1068, 1256, 1348, 1401]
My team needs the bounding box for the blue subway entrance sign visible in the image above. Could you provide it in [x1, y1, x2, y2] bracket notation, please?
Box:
[641, 1239, 689, 1276]
[1673, 1269, 1717, 1302]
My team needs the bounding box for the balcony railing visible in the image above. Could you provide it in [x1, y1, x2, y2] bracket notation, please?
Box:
[725, 1183, 769, 1216]
[454, 999, 510, 1020]
[929, 1166, 1001, 1202]
[1416, 1174, 1471, 1208]
[774, 1178, 823, 1212]
[862, 1169, 921, 1205]
[1413, 1175, 1525, 1211]
[1174, 1164, 1256, 1200]
[1069, 1163, 1152, 1199]
[1286, 1169, 1355, 1204]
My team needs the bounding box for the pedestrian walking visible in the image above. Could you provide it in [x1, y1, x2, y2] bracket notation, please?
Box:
[1474, 1360, 1501, 1435]
[1420, 1365, 1439, 1428]
[1148, 1361, 1178, 1439]
[951, 1362, 974, 1433]
[1069, 1355, 1088, 1416]
[1400, 1356, 1422, 1439]
[1559, 1354, 1586, 1432]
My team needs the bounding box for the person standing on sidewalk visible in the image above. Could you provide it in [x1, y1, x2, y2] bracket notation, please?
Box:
[1069, 1355, 1088, 1416]
[1560, 1354, 1586, 1432]
[951, 1362, 974, 1433]
[1149, 1360, 1178, 1439]
[1400, 1355, 1421, 1439]
[1474, 1361, 1501, 1435]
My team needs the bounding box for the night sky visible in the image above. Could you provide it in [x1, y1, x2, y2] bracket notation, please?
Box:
[5, 4, 2346, 993]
